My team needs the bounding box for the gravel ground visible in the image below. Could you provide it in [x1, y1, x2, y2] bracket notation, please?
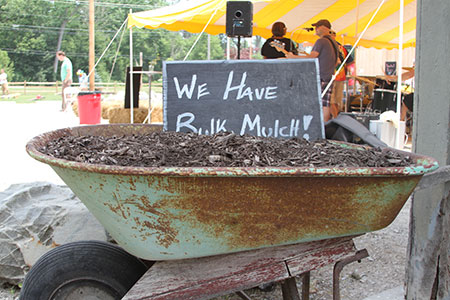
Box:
[0, 101, 410, 300]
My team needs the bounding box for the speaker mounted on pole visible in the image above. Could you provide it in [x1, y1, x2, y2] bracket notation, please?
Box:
[226, 1, 253, 37]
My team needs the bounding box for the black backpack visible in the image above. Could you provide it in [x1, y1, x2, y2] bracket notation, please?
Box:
[323, 35, 345, 66]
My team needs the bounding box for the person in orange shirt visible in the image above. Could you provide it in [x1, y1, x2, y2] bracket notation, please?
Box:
[329, 30, 348, 118]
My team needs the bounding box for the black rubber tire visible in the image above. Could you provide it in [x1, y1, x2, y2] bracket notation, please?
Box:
[20, 240, 149, 300]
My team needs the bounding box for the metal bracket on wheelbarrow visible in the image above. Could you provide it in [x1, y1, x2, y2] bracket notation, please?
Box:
[333, 249, 370, 300]
[272, 248, 369, 300]
[123, 235, 364, 300]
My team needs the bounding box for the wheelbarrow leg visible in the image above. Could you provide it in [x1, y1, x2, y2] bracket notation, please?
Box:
[300, 271, 310, 300]
[281, 277, 301, 300]
[333, 249, 369, 300]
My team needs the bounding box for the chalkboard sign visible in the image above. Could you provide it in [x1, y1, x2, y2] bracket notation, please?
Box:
[385, 61, 397, 76]
[163, 59, 324, 140]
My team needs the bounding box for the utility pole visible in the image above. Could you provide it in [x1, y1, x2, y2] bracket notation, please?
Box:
[89, 0, 95, 91]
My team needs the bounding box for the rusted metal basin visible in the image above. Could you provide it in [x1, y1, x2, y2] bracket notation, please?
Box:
[26, 124, 439, 260]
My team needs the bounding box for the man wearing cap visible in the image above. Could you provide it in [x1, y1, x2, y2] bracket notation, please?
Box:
[286, 19, 339, 122]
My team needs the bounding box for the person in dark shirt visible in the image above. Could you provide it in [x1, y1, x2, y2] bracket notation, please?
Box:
[261, 22, 298, 59]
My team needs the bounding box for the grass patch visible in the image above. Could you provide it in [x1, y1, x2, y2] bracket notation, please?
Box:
[1, 87, 61, 103]
[1, 83, 163, 104]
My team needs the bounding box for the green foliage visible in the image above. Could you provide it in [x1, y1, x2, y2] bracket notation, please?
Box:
[0, 0, 248, 83]
[0, 50, 14, 78]
[185, 34, 226, 60]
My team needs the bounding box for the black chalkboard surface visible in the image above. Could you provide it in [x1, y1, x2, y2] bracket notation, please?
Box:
[163, 59, 324, 140]
[124, 66, 142, 109]
[385, 61, 397, 76]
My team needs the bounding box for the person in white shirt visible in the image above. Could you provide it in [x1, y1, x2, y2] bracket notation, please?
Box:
[0, 69, 9, 95]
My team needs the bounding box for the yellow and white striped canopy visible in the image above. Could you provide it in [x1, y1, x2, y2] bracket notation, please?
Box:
[128, 0, 416, 49]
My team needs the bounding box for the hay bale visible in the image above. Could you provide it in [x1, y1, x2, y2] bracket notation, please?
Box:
[108, 107, 149, 124]
[103, 100, 152, 119]
[108, 105, 163, 124]
[148, 105, 163, 123]
[72, 99, 150, 119]
[101, 100, 123, 119]
[72, 91, 163, 122]
[71, 101, 79, 116]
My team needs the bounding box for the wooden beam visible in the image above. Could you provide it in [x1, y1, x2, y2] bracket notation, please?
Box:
[123, 236, 358, 300]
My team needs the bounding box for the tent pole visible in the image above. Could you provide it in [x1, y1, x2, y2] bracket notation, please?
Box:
[227, 37, 230, 60]
[355, 0, 359, 38]
[396, 0, 404, 149]
[237, 36, 241, 59]
[129, 9, 134, 124]
[207, 34, 211, 60]
[353, 0, 359, 96]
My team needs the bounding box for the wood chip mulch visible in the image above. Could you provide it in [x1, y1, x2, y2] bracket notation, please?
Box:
[39, 131, 413, 168]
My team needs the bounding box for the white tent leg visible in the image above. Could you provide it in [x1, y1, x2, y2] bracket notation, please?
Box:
[129, 9, 134, 124]
[227, 37, 230, 60]
[396, 0, 404, 149]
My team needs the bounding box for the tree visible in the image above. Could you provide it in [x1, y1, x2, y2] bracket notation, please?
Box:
[0, 0, 169, 82]
[0, 0, 231, 82]
[0, 50, 14, 80]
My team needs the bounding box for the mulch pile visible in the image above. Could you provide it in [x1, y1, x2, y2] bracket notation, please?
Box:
[40, 131, 413, 168]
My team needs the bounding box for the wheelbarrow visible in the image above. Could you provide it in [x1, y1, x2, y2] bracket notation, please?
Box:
[22, 124, 439, 299]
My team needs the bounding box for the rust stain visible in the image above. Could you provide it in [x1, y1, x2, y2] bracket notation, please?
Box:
[142, 219, 179, 248]
[128, 176, 137, 191]
[153, 175, 417, 251]
[356, 175, 421, 230]
[103, 192, 131, 219]
[106, 193, 180, 248]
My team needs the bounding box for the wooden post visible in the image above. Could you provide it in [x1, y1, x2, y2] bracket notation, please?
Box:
[89, 0, 95, 91]
[55, 81, 58, 94]
[406, 0, 450, 299]
[24, 81, 27, 95]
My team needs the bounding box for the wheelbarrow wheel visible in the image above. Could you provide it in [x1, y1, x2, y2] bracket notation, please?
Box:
[20, 240, 149, 300]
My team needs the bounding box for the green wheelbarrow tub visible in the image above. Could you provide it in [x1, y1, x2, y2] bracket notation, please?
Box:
[26, 124, 439, 260]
